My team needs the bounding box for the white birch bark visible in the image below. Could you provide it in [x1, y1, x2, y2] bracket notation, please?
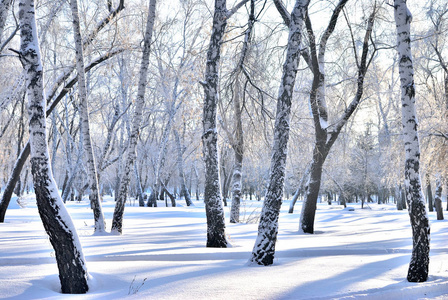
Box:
[19, 0, 88, 293]
[394, 0, 430, 282]
[111, 0, 156, 234]
[250, 0, 309, 265]
[200, 0, 249, 247]
[70, 0, 106, 233]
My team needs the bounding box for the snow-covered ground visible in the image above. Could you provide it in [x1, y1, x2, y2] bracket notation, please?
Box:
[0, 195, 447, 300]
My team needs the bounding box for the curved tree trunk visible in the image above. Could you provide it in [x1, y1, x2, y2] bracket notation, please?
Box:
[111, 0, 156, 234]
[299, 1, 375, 233]
[19, 0, 89, 293]
[250, 0, 309, 265]
[394, 0, 430, 283]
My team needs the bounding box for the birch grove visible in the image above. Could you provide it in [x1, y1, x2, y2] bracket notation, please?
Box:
[1, 0, 448, 288]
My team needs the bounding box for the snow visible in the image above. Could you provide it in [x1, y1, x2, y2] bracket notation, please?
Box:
[0, 194, 447, 299]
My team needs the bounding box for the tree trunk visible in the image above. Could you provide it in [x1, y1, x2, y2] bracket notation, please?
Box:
[70, 0, 106, 233]
[112, 0, 156, 234]
[426, 175, 434, 212]
[134, 163, 145, 207]
[300, 143, 327, 233]
[250, 0, 309, 265]
[200, 0, 249, 248]
[394, 0, 430, 282]
[434, 177, 444, 220]
[289, 163, 311, 213]
[299, 1, 374, 233]
[396, 186, 403, 210]
[174, 129, 193, 206]
[229, 78, 244, 222]
[0, 143, 30, 222]
[19, 0, 88, 292]
[401, 187, 407, 209]
[228, 0, 255, 223]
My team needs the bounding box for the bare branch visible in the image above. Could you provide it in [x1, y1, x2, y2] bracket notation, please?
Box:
[273, 0, 291, 27]
[227, 0, 250, 18]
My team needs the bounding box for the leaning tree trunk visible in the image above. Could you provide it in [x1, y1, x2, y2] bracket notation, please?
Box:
[200, 0, 249, 247]
[250, 0, 309, 265]
[394, 0, 430, 283]
[0, 144, 30, 222]
[70, 0, 105, 233]
[434, 177, 444, 220]
[19, 0, 89, 293]
[111, 0, 156, 234]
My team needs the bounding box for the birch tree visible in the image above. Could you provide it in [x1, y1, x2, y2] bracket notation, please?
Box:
[200, 0, 249, 247]
[111, 0, 156, 234]
[394, 0, 430, 282]
[18, 0, 88, 293]
[70, 0, 106, 233]
[222, 0, 257, 223]
[249, 0, 309, 265]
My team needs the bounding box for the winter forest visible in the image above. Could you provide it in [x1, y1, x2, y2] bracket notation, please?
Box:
[0, 0, 447, 298]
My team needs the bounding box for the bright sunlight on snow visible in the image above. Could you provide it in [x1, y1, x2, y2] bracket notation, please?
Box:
[0, 195, 447, 300]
